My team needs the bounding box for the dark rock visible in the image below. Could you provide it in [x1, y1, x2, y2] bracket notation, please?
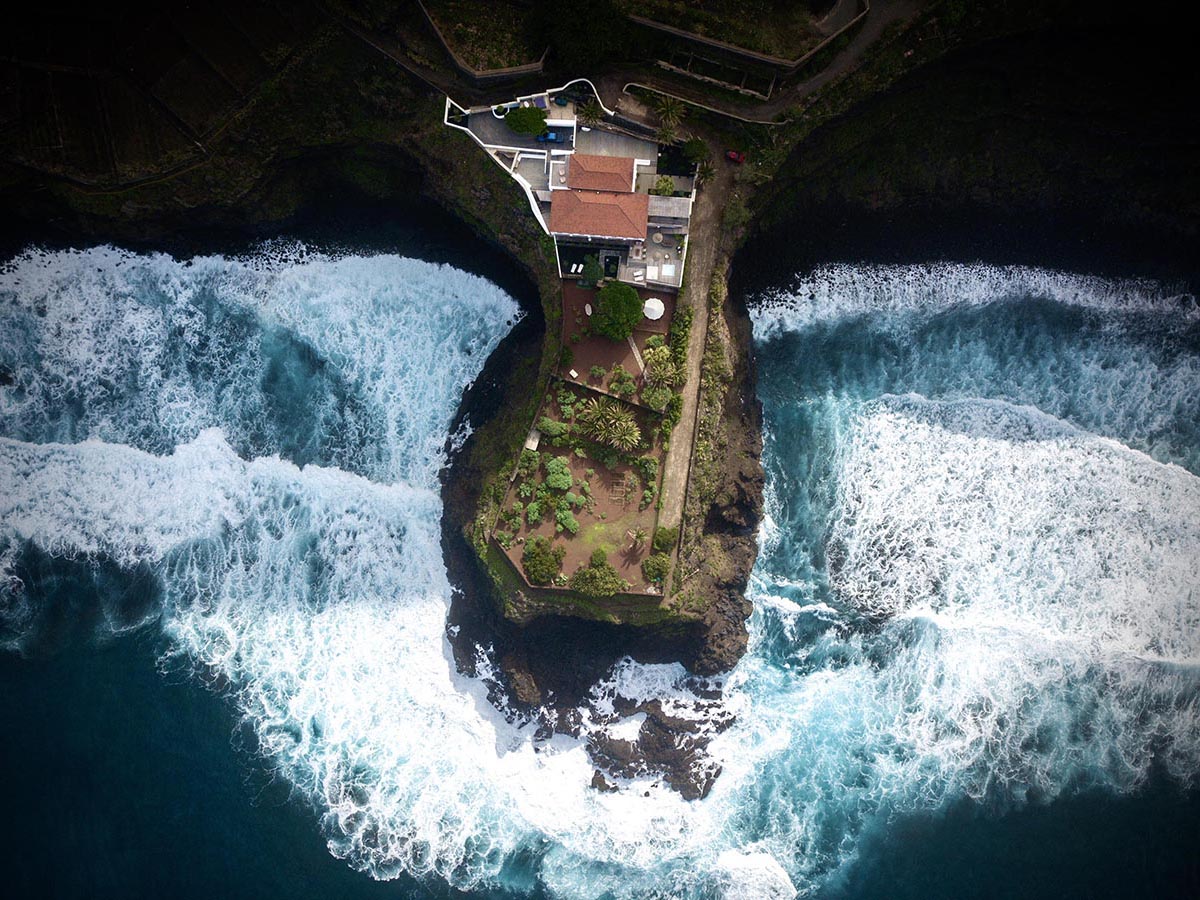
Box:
[591, 770, 619, 793]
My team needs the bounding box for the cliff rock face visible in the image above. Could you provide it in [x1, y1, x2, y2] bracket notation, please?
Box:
[660, 269, 764, 677]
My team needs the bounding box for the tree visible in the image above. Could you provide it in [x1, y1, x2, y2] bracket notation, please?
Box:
[505, 106, 547, 135]
[683, 136, 709, 163]
[696, 160, 715, 187]
[653, 526, 678, 553]
[655, 95, 685, 129]
[641, 384, 672, 412]
[650, 175, 675, 196]
[580, 253, 603, 287]
[593, 281, 643, 341]
[578, 99, 604, 127]
[579, 397, 641, 450]
[544, 456, 573, 490]
[522, 536, 565, 584]
[630, 527, 648, 549]
[641, 552, 670, 583]
[609, 418, 642, 451]
[655, 125, 677, 146]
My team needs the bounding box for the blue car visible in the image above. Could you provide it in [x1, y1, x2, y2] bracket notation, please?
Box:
[536, 131, 566, 143]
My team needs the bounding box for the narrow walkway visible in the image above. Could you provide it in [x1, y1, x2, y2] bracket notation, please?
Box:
[656, 152, 733, 528]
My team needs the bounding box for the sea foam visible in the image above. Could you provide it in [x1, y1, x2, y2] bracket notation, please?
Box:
[749, 262, 1198, 337]
[4, 249, 1200, 898]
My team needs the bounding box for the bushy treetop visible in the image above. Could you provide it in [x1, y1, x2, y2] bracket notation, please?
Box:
[505, 106, 547, 135]
[593, 281, 643, 341]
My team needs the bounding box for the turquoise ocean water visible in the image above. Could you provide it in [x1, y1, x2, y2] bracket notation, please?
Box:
[1, 247, 1197, 898]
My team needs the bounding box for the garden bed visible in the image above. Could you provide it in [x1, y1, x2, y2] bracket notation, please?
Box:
[559, 280, 687, 419]
[492, 383, 675, 596]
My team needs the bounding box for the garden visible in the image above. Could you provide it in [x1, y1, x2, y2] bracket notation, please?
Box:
[493, 381, 677, 596]
[559, 279, 692, 425]
[490, 247, 697, 600]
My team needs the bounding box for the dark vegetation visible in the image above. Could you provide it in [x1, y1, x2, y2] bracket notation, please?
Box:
[592, 281, 644, 341]
[504, 106, 548, 135]
[522, 536, 565, 585]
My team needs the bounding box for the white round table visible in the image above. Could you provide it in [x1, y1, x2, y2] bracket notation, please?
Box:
[643, 297, 665, 321]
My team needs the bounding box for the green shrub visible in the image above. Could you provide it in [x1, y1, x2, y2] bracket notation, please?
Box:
[635, 455, 659, 483]
[650, 174, 675, 196]
[544, 456, 573, 491]
[653, 526, 678, 553]
[537, 417, 569, 438]
[526, 500, 543, 524]
[569, 553, 628, 597]
[640, 488, 656, 510]
[645, 334, 665, 349]
[593, 282, 643, 341]
[641, 552, 671, 583]
[641, 384, 672, 411]
[560, 346, 574, 368]
[643, 345, 678, 386]
[518, 449, 541, 478]
[683, 136, 710, 163]
[522, 536, 565, 584]
[505, 105, 547, 135]
[518, 481, 534, 499]
[589, 365, 607, 380]
[555, 507, 580, 534]
[581, 254, 603, 287]
[609, 364, 637, 398]
[496, 530, 515, 550]
[664, 392, 684, 429]
[669, 305, 693, 370]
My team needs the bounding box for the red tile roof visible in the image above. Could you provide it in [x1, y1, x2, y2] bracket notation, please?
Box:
[550, 190, 649, 240]
[567, 154, 636, 192]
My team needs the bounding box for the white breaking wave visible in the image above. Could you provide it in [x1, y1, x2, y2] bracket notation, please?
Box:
[749, 263, 1198, 336]
[0, 245, 785, 899]
[829, 396, 1200, 662]
[0, 244, 520, 484]
[5, 245, 1200, 898]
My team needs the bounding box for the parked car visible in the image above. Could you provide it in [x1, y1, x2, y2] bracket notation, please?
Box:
[537, 131, 566, 143]
[725, 149, 746, 164]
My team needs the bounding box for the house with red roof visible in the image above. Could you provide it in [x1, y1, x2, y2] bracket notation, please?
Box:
[444, 79, 695, 290]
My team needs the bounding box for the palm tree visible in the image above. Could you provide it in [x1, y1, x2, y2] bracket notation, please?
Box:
[655, 125, 677, 146]
[643, 346, 677, 386]
[578, 100, 604, 127]
[655, 95, 685, 129]
[580, 397, 641, 450]
[610, 419, 642, 452]
[696, 159, 715, 187]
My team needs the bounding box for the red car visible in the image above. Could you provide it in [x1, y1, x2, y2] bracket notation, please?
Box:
[725, 150, 746, 164]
